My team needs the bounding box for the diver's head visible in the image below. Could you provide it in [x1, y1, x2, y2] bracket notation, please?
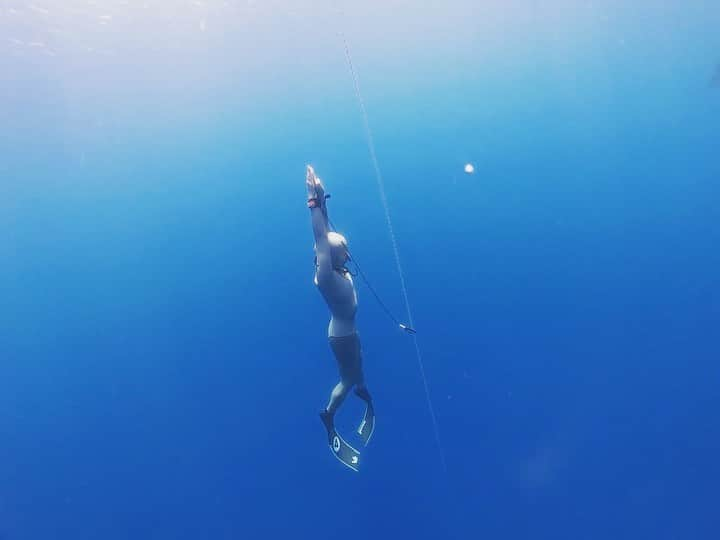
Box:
[327, 231, 349, 269]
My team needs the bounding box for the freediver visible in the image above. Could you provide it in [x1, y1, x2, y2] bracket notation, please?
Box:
[306, 165, 375, 469]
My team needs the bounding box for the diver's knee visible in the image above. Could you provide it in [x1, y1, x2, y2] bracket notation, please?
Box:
[354, 385, 371, 402]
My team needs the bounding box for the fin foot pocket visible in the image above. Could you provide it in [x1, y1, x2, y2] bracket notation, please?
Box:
[319, 410, 335, 444]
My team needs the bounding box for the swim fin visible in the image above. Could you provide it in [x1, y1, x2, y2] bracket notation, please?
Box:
[353, 387, 375, 446]
[357, 402, 375, 446]
[319, 411, 361, 472]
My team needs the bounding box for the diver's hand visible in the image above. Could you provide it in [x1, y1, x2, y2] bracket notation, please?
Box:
[306, 165, 326, 200]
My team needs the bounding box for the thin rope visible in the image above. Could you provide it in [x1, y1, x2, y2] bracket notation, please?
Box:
[327, 217, 414, 333]
[340, 33, 447, 474]
[348, 251, 404, 328]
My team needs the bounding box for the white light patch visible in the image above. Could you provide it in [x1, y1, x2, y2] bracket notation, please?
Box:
[464, 163, 475, 174]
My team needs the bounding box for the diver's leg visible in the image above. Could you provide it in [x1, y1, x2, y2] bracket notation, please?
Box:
[344, 336, 374, 445]
[324, 335, 355, 418]
[354, 385, 371, 403]
[320, 380, 350, 443]
[326, 380, 351, 415]
[349, 335, 368, 401]
[319, 379, 362, 471]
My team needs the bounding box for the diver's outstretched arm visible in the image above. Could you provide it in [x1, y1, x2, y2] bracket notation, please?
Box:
[306, 165, 332, 276]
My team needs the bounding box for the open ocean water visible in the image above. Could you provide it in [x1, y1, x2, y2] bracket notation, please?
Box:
[1, 1, 719, 539]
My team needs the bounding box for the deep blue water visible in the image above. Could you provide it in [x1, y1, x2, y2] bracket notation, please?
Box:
[2, 2, 719, 539]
